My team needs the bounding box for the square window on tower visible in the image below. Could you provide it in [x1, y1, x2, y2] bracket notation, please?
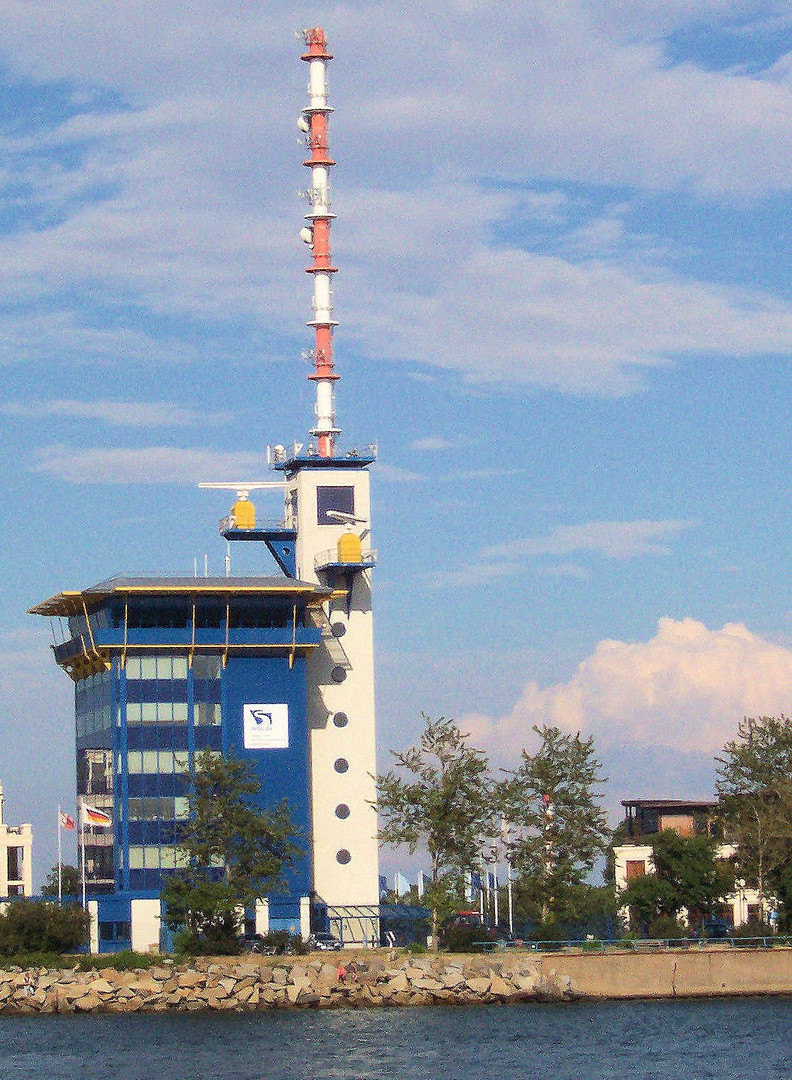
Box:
[316, 485, 355, 525]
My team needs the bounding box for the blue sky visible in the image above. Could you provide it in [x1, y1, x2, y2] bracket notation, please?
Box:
[2, 1, 792, 883]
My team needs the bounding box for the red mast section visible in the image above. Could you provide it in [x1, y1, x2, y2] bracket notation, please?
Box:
[300, 28, 339, 459]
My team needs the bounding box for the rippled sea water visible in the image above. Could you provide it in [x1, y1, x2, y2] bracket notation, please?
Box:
[4, 999, 792, 1080]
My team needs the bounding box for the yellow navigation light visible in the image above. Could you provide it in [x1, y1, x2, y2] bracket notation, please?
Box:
[337, 529, 362, 564]
[231, 498, 255, 530]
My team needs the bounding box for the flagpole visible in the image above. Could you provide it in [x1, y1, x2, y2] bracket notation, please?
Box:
[57, 805, 63, 904]
[79, 800, 87, 911]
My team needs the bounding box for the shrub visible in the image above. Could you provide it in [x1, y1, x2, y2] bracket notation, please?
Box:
[729, 918, 773, 939]
[647, 915, 688, 941]
[260, 930, 307, 956]
[75, 950, 162, 971]
[441, 925, 491, 953]
[172, 928, 240, 956]
[0, 900, 89, 956]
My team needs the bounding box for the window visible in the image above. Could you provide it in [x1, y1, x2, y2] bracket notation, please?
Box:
[625, 860, 646, 881]
[126, 750, 190, 774]
[99, 921, 131, 942]
[193, 655, 221, 680]
[316, 485, 355, 525]
[334, 758, 349, 774]
[128, 797, 188, 821]
[332, 712, 349, 728]
[128, 845, 188, 870]
[336, 849, 351, 865]
[7, 847, 22, 881]
[126, 701, 189, 725]
[194, 703, 221, 727]
[335, 804, 350, 819]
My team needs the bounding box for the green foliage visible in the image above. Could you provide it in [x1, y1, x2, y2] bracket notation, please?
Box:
[441, 925, 491, 953]
[40, 865, 80, 898]
[618, 871, 678, 930]
[0, 900, 89, 955]
[260, 930, 308, 956]
[716, 715, 792, 910]
[406, 941, 427, 954]
[649, 830, 735, 921]
[163, 749, 303, 954]
[619, 831, 735, 934]
[74, 950, 161, 970]
[500, 725, 610, 924]
[375, 714, 496, 944]
[728, 918, 773, 939]
[0, 951, 67, 969]
[647, 914, 688, 941]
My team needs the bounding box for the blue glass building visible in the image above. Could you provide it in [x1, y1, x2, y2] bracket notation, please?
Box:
[31, 575, 330, 950]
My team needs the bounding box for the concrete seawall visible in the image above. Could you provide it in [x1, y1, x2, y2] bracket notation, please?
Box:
[2, 948, 791, 1013]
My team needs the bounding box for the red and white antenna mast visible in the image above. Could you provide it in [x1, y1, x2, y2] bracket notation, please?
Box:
[300, 28, 339, 459]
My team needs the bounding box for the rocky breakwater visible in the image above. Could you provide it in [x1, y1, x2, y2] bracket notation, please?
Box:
[0, 953, 573, 1013]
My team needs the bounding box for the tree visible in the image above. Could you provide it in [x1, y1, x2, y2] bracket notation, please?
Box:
[499, 725, 609, 926]
[374, 714, 496, 947]
[619, 830, 736, 936]
[41, 865, 80, 898]
[162, 749, 303, 953]
[716, 715, 792, 912]
[0, 900, 89, 955]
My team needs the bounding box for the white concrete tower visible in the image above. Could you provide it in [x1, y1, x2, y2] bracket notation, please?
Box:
[281, 28, 380, 911]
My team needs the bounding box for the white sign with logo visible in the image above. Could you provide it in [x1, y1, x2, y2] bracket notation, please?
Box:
[243, 703, 289, 749]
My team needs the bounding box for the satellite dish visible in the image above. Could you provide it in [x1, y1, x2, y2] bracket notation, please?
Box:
[297, 114, 311, 133]
[300, 226, 314, 244]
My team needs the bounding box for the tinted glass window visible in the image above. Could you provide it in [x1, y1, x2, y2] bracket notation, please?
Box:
[316, 486, 355, 525]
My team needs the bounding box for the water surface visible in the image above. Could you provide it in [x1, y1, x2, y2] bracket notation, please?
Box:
[3, 998, 792, 1079]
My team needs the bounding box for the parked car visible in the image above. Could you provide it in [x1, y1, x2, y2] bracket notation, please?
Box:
[308, 931, 343, 951]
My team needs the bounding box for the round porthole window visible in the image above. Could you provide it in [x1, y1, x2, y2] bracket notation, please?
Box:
[332, 711, 349, 728]
[331, 621, 346, 638]
[336, 849, 351, 865]
[334, 758, 349, 774]
[335, 803, 350, 819]
[331, 665, 347, 683]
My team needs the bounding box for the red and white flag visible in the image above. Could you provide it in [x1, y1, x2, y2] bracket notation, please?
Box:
[81, 804, 112, 827]
[59, 811, 75, 831]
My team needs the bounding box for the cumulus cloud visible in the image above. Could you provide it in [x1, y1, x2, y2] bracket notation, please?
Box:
[33, 445, 265, 484]
[463, 618, 792, 763]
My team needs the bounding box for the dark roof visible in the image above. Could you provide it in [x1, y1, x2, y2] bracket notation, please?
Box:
[621, 799, 717, 811]
[29, 575, 331, 617]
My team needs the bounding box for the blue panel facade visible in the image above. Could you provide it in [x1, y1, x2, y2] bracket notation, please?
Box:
[221, 654, 312, 903]
[38, 577, 328, 948]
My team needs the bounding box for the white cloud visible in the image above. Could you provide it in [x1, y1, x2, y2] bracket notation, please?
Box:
[1, 2, 792, 407]
[410, 437, 455, 452]
[32, 445, 265, 484]
[463, 618, 792, 762]
[3, 399, 230, 426]
[486, 520, 692, 560]
[374, 463, 423, 484]
[424, 520, 689, 590]
[2, 7, 792, 392]
[425, 562, 524, 590]
[344, 208, 792, 392]
[537, 563, 592, 581]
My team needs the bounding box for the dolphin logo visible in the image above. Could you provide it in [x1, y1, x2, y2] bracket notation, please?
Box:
[251, 709, 273, 727]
